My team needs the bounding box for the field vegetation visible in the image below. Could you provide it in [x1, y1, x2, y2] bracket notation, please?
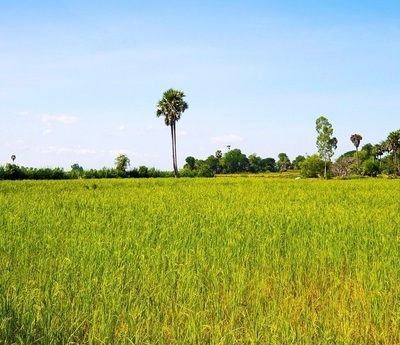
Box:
[1, 178, 400, 344]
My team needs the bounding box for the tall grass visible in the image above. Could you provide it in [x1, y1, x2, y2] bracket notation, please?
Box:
[1, 178, 399, 344]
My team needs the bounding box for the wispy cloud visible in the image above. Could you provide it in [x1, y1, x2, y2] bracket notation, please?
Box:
[211, 134, 244, 144]
[104, 149, 130, 157]
[43, 127, 53, 135]
[38, 146, 96, 155]
[118, 125, 126, 131]
[15, 111, 29, 116]
[41, 114, 78, 124]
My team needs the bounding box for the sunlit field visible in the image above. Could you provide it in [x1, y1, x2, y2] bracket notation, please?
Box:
[1, 178, 400, 344]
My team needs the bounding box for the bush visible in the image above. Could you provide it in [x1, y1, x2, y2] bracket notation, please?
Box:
[179, 168, 197, 178]
[362, 159, 379, 177]
[300, 155, 326, 178]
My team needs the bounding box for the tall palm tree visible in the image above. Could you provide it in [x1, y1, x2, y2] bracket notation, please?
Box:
[386, 130, 400, 174]
[350, 134, 362, 173]
[156, 89, 188, 178]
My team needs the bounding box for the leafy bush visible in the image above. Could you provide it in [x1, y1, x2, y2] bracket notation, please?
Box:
[299, 154, 326, 178]
[362, 159, 379, 177]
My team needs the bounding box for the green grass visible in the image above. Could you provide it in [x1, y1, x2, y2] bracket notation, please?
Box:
[1, 178, 400, 344]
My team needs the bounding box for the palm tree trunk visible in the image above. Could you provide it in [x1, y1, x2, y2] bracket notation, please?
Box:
[171, 123, 179, 178]
[356, 148, 359, 173]
[170, 124, 177, 177]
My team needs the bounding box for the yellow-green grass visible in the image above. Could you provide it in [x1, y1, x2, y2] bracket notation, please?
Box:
[1, 178, 399, 344]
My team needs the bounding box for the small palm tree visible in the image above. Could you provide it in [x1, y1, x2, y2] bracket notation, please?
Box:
[386, 130, 400, 174]
[372, 142, 385, 172]
[156, 89, 188, 178]
[350, 134, 362, 173]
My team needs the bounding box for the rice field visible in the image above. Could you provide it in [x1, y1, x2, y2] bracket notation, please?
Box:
[1, 177, 400, 344]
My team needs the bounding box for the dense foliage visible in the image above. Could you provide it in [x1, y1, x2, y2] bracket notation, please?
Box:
[0, 164, 173, 180]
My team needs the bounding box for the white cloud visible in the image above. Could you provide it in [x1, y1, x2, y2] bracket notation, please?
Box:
[39, 146, 96, 155]
[15, 111, 29, 116]
[118, 125, 126, 131]
[41, 114, 78, 124]
[211, 134, 244, 144]
[177, 130, 187, 136]
[43, 128, 53, 135]
[104, 149, 130, 157]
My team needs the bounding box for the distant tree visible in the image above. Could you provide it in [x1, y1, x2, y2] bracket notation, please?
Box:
[215, 150, 222, 159]
[372, 142, 385, 160]
[71, 163, 83, 172]
[372, 142, 385, 172]
[277, 153, 291, 172]
[332, 156, 355, 177]
[184, 156, 196, 170]
[156, 89, 188, 178]
[340, 150, 356, 158]
[248, 153, 263, 173]
[138, 165, 149, 177]
[386, 130, 400, 174]
[300, 154, 325, 178]
[316, 116, 338, 179]
[362, 158, 379, 177]
[350, 134, 362, 173]
[262, 157, 277, 172]
[70, 163, 84, 178]
[361, 143, 373, 156]
[195, 161, 215, 177]
[205, 155, 220, 174]
[115, 154, 130, 172]
[5, 163, 22, 180]
[11, 155, 16, 163]
[292, 155, 306, 170]
[221, 149, 248, 173]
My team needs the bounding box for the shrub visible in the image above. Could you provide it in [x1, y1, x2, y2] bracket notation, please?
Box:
[299, 154, 325, 178]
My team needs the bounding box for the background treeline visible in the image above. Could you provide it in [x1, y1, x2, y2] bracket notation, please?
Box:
[182, 128, 400, 178]
[181, 144, 398, 178]
[1, 128, 399, 180]
[0, 164, 173, 180]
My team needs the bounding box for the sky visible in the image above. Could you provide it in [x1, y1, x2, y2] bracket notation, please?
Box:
[1, 0, 399, 171]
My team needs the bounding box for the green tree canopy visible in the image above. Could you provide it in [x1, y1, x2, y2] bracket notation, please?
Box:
[221, 149, 249, 173]
[316, 116, 338, 179]
[300, 154, 325, 178]
[115, 154, 130, 172]
[184, 156, 196, 170]
[292, 155, 306, 170]
[277, 152, 291, 172]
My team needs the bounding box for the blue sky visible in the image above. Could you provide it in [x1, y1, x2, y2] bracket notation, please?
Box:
[1, 1, 399, 170]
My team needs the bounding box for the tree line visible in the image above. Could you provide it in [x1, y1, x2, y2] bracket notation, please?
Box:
[0, 162, 174, 180]
[2, 88, 399, 180]
[1, 125, 398, 180]
[180, 121, 400, 178]
[154, 89, 400, 179]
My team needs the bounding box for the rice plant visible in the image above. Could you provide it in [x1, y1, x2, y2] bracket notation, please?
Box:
[0, 178, 399, 344]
